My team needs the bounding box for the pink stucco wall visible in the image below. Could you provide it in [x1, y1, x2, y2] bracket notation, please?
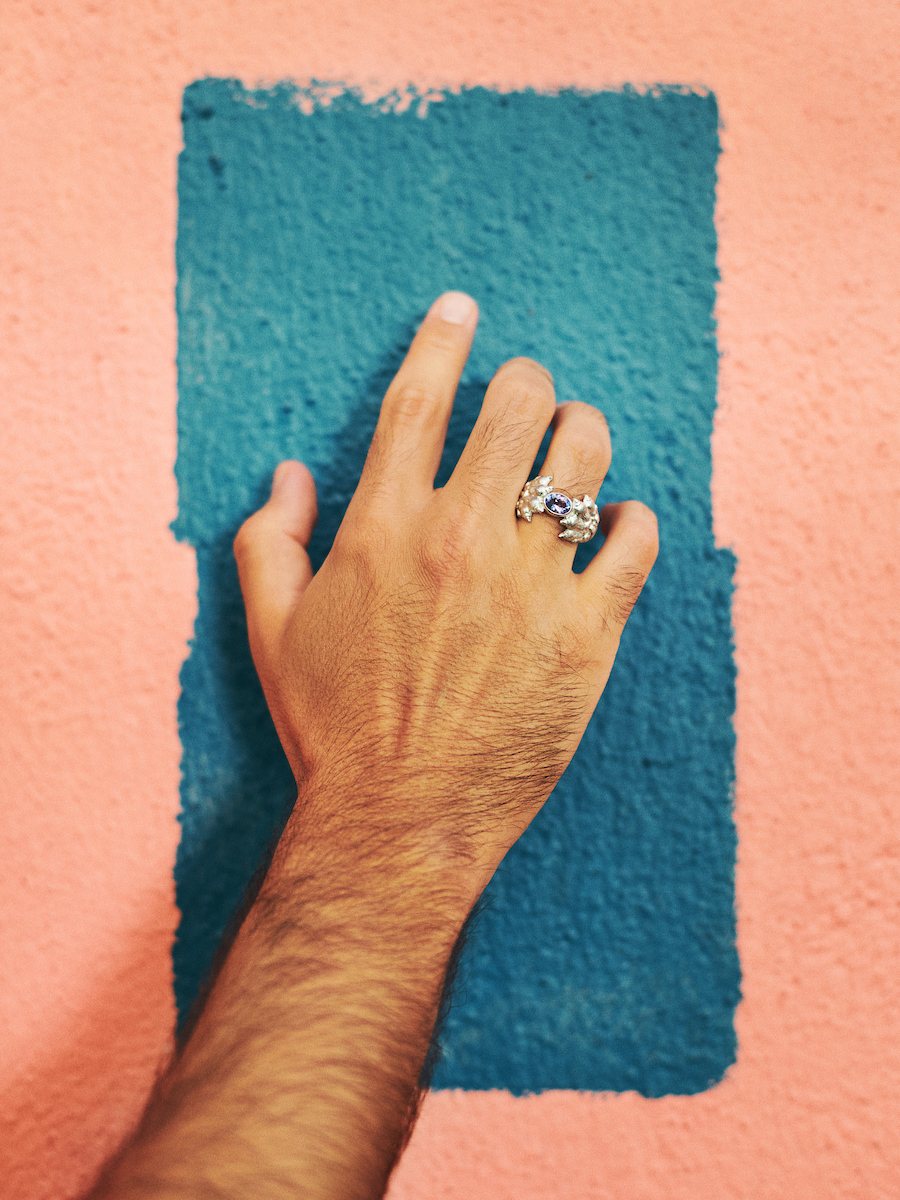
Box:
[1, 2, 897, 1197]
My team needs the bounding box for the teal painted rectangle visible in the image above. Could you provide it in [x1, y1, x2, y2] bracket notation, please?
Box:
[174, 81, 739, 1094]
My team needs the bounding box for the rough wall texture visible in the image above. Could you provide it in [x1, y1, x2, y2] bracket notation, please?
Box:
[0, 2, 897, 1199]
[174, 80, 737, 1095]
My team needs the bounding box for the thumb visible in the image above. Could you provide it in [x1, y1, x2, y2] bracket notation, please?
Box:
[234, 460, 318, 659]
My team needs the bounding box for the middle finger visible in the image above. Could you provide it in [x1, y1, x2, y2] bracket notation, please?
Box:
[444, 357, 556, 510]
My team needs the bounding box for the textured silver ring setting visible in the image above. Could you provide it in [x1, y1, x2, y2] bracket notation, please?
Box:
[515, 474, 600, 544]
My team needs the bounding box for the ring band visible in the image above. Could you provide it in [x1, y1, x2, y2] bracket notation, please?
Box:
[515, 475, 600, 544]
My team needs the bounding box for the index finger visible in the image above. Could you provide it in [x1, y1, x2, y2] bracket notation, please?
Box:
[357, 292, 478, 498]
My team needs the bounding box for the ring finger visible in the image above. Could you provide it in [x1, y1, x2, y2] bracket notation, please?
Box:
[518, 401, 612, 558]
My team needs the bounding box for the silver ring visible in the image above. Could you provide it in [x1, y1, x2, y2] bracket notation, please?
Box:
[515, 474, 600, 544]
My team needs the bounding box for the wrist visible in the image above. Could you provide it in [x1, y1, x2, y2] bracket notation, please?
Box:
[263, 780, 480, 944]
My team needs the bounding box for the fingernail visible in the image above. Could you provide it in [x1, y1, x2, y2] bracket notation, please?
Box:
[272, 461, 299, 497]
[429, 290, 477, 326]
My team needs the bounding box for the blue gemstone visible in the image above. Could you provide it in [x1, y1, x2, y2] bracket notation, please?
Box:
[545, 491, 572, 516]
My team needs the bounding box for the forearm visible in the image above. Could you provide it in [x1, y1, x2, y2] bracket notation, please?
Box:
[92, 787, 472, 1200]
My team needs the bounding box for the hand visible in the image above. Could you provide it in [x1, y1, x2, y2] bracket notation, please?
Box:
[235, 291, 658, 903]
[89, 294, 659, 1200]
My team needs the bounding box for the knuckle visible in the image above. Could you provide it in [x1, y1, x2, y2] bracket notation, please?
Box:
[417, 325, 464, 355]
[331, 539, 381, 596]
[563, 401, 612, 458]
[330, 506, 394, 580]
[622, 501, 660, 560]
[384, 379, 440, 420]
[541, 618, 596, 678]
[232, 514, 261, 562]
[414, 510, 479, 585]
[579, 401, 612, 443]
[562, 398, 601, 422]
[335, 509, 391, 560]
[497, 356, 555, 387]
[489, 368, 556, 423]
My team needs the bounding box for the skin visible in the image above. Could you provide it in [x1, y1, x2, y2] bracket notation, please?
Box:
[89, 291, 658, 1200]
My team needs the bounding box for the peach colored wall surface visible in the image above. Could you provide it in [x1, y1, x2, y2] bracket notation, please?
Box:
[1, 2, 897, 1198]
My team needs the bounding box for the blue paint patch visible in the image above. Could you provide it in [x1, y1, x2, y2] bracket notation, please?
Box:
[174, 81, 739, 1095]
